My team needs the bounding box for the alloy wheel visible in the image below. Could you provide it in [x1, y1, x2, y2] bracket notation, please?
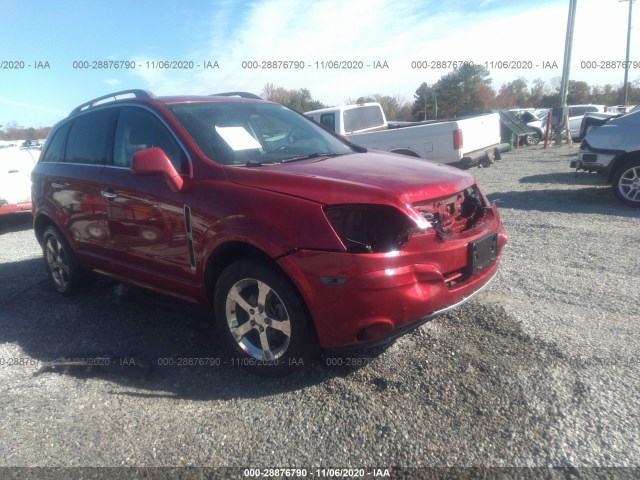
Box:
[618, 164, 640, 203]
[225, 278, 292, 361]
[45, 235, 71, 292]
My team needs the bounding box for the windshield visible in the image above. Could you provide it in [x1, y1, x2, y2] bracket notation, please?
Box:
[167, 102, 355, 166]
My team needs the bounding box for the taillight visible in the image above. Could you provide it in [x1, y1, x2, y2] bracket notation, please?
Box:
[453, 129, 463, 150]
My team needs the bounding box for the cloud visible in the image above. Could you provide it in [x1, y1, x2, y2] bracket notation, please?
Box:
[128, 0, 640, 106]
[104, 78, 122, 86]
[0, 97, 67, 117]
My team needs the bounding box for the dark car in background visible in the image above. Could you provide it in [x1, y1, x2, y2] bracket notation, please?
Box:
[573, 108, 640, 207]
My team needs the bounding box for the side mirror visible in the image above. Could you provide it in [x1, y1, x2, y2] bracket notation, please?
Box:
[131, 147, 183, 193]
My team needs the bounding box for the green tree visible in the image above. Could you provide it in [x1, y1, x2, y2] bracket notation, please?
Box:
[374, 94, 407, 121]
[592, 84, 617, 105]
[567, 80, 591, 104]
[495, 77, 529, 108]
[412, 82, 438, 120]
[420, 64, 493, 118]
[261, 84, 326, 112]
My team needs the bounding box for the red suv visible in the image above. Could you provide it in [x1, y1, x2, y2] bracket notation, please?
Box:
[31, 90, 507, 375]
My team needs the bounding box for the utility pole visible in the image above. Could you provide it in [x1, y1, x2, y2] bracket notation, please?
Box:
[434, 90, 438, 120]
[424, 97, 427, 121]
[621, 0, 635, 106]
[555, 0, 578, 146]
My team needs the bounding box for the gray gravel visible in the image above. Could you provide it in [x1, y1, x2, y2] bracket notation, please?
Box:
[0, 144, 639, 471]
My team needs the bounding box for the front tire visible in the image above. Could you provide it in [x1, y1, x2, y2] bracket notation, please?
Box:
[42, 226, 84, 296]
[612, 159, 640, 207]
[213, 260, 318, 376]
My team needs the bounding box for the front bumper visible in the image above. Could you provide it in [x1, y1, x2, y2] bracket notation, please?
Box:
[277, 207, 507, 349]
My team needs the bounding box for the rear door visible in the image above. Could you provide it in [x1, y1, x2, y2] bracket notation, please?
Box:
[101, 106, 195, 295]
[34, 109, 115, 270]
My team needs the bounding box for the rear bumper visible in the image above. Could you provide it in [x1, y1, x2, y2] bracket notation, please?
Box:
[571, 150, 616, 174]
[278, 208, 507, 349]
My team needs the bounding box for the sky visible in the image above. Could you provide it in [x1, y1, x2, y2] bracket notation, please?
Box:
[1, 0, 639, 128]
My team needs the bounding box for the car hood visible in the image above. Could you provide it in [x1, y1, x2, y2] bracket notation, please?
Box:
[223, 151, 476, 207]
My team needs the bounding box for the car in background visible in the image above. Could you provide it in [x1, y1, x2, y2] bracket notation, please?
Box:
[605, 105, 636, 114]
[572, 109, 640, 206]
[517, 109, 550, 145]
[553, 104, 605, 138]
[0, 147, 38, 215]
[31, 89, 507, 375]
[578, 104, 640, 139]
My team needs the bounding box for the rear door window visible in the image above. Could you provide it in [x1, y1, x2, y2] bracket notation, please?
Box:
[570, 107, 587, 117]
[65, 109, 114, 164]
[320, 113, 336, 131]
[40, 122, 71, 163]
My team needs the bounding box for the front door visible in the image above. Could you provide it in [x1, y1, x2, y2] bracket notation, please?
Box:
[102, 107, 195, 295]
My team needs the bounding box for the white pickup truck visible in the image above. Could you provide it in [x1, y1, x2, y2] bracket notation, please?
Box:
[305, 103, 503, 168]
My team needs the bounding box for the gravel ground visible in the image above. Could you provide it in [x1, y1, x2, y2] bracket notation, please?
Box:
[0, 145, 639, 473]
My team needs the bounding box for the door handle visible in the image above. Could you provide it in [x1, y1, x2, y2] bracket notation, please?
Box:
[100, 190, 117, 200]
[51, 182, 67, 189]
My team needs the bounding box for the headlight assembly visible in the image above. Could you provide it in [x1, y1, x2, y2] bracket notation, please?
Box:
[323, 204, 423, 254]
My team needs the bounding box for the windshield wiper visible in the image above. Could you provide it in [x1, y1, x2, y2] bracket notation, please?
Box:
[244, 153, 345, 166]
[281, 153, 345, 163]
[280, 153, 320, 163]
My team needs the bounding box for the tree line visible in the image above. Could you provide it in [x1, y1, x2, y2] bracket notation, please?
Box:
[0, 121, 50, 141]
[261, 65, 640, 122]
[3, 71, 638, 136]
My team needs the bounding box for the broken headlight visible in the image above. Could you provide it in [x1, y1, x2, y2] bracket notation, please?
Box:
[323, 204, 422, 254]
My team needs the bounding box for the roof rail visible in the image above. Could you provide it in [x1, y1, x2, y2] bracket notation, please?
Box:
[210, 91, 262, 100]
[70, 89, 156, 116]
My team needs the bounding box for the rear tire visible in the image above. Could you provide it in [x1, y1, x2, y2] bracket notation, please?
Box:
[612, 159, 640, 207]
[42, 226, 84, 296]
[213, 260, 319, 376]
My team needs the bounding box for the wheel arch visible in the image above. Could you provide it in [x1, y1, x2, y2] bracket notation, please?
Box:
[33, 213, 58, 246]
[203, 240, 320, 338]
[204, 241, 271, 301]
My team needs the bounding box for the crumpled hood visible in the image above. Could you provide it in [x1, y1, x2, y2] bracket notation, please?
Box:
[223, 151, 476, 207]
